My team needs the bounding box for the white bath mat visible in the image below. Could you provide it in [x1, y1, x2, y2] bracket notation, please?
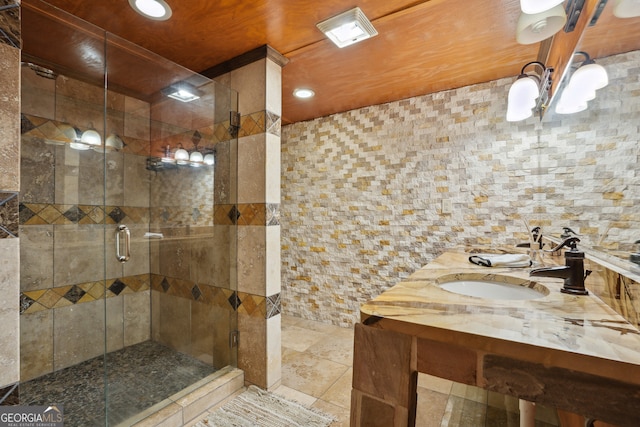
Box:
[195, 385, 335, 427]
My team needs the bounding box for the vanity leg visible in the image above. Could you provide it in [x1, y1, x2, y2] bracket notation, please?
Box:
[350, 323, 418, 427]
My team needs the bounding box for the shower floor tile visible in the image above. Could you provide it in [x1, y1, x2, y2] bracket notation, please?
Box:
[20, 341, 216, 427]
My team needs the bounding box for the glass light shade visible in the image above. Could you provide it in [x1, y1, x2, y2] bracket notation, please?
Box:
[516, 5, 567, 45]
[555, 94, 589, 114]
[105, 134, 124, 151]
[570, 63, 609, 91]
[203, 154, 215, 166]
[506, 76, 539, 121]
[129, 0, 172, 20]
[520, 0, 564, 15]
[613, 0, 640, 18]
[70, 142, 91, 151]
[174, 148, 189, 165]
[80, 129, 102, 146]
[189, 151, 203, 164]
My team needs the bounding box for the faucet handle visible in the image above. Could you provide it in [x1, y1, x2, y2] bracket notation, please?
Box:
[560, 227, 579, 239]
[545, 236, 580, 253]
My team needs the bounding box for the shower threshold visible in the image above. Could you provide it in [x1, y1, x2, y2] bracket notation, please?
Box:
[20, 341, 238, 426]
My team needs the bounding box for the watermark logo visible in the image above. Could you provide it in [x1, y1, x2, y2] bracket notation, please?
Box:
[0, 405, 63, 427]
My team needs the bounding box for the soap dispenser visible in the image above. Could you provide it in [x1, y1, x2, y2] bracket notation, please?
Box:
[631, 240, 640, 275]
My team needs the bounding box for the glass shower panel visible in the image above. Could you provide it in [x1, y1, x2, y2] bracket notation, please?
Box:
[19, 1, 238, 425]
[104, 33, 239, 425]
[19, 1, 109, 425]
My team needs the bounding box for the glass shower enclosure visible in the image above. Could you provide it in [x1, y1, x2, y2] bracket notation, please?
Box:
[18, 1, 238, 425]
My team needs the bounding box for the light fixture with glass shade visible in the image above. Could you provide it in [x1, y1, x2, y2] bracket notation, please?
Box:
[316, 7, 378, 48]
[520, 0, 564, 15]
[506, 61, 552, 122]
[516, 4, 567, 44]
[613, 0, 640, 18]
[128, 0, 172, 21]
[174, 146, 189, 165]
[555, 52, 608, 115]
[203, 154, 215, 166]
[71, 128, 102, 151]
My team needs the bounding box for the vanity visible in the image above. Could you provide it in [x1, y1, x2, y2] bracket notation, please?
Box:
[349, 248, 640, 427]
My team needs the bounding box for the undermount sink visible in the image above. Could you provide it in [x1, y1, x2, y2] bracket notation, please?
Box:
[436, 273, 549, 300]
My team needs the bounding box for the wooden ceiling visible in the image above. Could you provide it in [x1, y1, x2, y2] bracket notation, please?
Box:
[21, 0, 640, 124]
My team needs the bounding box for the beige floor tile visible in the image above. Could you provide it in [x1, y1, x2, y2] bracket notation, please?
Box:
[319, 367, 353, 409]
[293, 317, 349, 334]
[271, 384, 317, 407]
[305, 330, 353, 366]
[416, 387, 450, 427]
[281, 324, 327, 352]
[312, 399, 350, 427]
[282, 349, 350, 398]
[281, 314, 302, 327]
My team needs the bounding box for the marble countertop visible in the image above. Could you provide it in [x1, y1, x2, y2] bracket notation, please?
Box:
[360, 248, 640, 387]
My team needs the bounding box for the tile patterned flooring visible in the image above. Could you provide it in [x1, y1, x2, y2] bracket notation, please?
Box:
[275, 314, 560, 427]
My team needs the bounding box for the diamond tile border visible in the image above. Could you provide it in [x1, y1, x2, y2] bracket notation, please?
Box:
[151, 273, 275, 319]
[215, 204, 280, 226]
[20, 274, 150, 314]
[19, 203, 149, 225]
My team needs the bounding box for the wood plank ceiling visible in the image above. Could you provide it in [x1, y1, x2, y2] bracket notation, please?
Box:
[21, 0, 640, 124]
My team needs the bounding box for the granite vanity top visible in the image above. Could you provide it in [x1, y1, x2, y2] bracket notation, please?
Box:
[360, 249, 640, 387]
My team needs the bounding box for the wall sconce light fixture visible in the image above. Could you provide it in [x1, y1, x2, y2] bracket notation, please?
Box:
[316, 7, 378, 48]
[516, 2, 566, 44]
[161, 82, 201, 103]
[555, 52, 608, 115]
[613, 0, 640, 18]
[70, 128, 103, 151]
[506, 62, 553, 122]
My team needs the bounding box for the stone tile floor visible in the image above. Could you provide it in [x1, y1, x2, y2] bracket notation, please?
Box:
[273, 314, 560, 427]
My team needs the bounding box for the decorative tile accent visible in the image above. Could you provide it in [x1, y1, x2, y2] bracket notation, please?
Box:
[109, 279, 126, 296]
[0, 191, 19, 237]
[227, 291, 242, 310]
[63, 285, 86, 304]
[150, 274, 268, 318]
[19, 274, 150, 314]
[191, 284, 202, 301]
[266, 293, 282, 319]
[19, 203, 149, 225]
[266, 203, 280, 226]
[212, 204, 280, 226]
[266, 111, 281, 137]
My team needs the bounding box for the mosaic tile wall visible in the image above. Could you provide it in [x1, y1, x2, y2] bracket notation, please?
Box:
[281, 50, 640, 327]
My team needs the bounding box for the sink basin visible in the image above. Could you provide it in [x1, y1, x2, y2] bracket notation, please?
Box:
[436, 273, 548, 300]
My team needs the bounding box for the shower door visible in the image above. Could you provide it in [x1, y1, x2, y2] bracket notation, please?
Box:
[19, 1, 238, 425]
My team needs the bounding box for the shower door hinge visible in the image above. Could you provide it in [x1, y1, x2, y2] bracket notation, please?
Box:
[229, 111, 240, 137]
[229, 330, 239, 348]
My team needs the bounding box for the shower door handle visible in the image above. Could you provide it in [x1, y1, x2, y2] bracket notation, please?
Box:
[115, 224, 131, 263]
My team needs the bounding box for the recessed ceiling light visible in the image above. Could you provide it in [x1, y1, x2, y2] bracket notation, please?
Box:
[317, 7, 378, 48]
[161, 82, 201, 102]
[293, 88, 315, 99]
[129, 0, 172, 21]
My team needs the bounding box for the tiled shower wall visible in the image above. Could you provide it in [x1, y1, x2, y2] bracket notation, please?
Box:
[0, 0, 20, 395]
[19, 66, 154, 381]
[281, 50, 640, 327]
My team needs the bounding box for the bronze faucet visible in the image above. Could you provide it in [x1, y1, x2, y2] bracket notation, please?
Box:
[529, 237, 592, 295]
